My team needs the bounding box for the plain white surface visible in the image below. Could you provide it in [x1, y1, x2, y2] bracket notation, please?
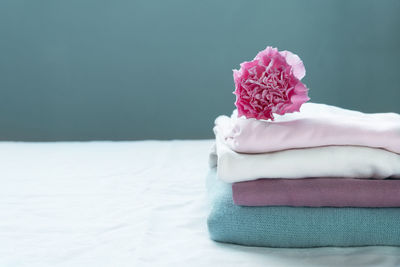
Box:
[1, 140, 400, 267]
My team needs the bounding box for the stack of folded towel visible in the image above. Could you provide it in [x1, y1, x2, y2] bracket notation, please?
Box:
[207, 103, 400, 248]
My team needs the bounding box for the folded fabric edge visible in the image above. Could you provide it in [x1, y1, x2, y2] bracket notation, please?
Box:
[232, 178, 400, 207]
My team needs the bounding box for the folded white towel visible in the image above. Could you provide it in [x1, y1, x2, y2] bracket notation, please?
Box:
[210, 137, 400, 183]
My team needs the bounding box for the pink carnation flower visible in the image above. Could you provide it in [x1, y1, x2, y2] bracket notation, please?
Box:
[233, 46, 310, 120]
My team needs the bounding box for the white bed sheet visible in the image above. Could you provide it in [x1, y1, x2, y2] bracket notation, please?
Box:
[0, 140, 399, 267]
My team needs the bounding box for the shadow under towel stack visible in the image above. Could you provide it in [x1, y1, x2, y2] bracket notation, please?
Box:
[207, 103, 400, 248]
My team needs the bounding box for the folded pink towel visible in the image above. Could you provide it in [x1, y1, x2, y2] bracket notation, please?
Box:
[233, 178, 400, 207]
[215, 103, 400, 154]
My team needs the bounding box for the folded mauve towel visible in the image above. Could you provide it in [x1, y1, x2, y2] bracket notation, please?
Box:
[215, 103, 400, 154]
[207, 168, 400, 247]
[210, 138, 400, 182]
[233, 178, 400, 207]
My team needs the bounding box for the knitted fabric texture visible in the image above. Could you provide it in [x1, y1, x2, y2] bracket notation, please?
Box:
[207, 169, 400, 248]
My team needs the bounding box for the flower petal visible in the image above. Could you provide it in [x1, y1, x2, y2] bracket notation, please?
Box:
[280, 50, 306, 80]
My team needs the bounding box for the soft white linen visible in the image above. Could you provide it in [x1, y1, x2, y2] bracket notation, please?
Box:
[212, 136, 400, 182]
[215, 103, 400, 154]
[0, 140, 400, 267]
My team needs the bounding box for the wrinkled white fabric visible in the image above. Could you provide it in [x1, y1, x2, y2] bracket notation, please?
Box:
[212, 137, 400, 183]
[0, 141, 400, 267]
[215, 103, 400, 154]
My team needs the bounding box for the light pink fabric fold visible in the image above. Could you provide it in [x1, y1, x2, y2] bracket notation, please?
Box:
[215, 103, 400, 154]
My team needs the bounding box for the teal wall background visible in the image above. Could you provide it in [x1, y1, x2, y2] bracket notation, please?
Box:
[0, 0, 399, 140]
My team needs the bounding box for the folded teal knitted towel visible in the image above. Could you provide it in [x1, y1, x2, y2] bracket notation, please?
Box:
[207, 168, 400, 247]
